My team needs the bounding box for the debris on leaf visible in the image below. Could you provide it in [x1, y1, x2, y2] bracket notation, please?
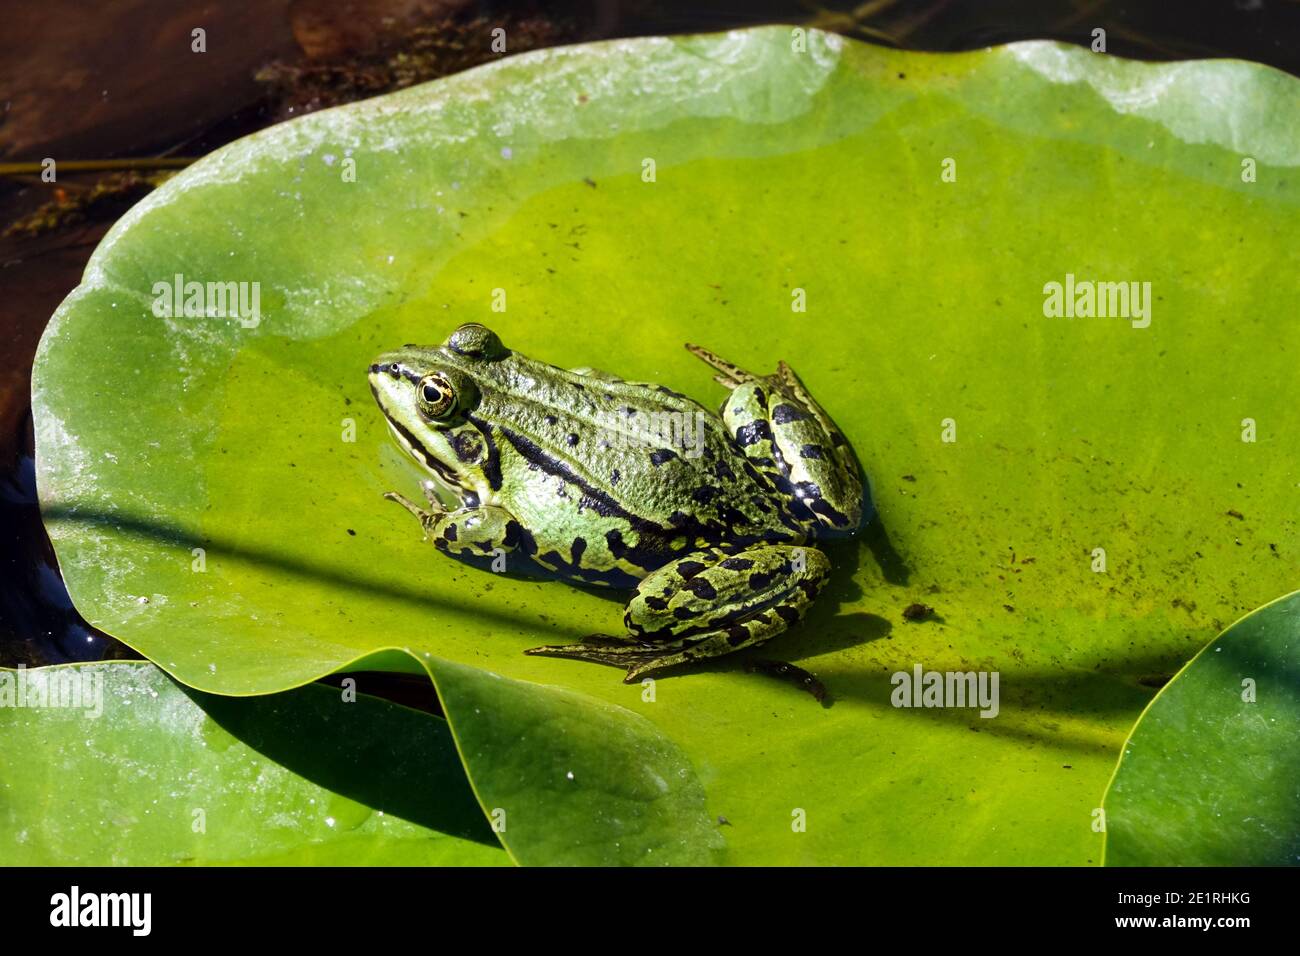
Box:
[902, 602, 934, 622]
[744, 658, 828, 703]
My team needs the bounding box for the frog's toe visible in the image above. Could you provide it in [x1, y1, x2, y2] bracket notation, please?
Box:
[524, 635, 668, 677]
[525, 637, 722, 684]
[383, 491, 427, 517]
[684, 342, 756, 386]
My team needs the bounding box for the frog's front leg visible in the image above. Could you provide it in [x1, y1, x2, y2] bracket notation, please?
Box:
[383, 492, 522, 558]
[524, 544, 829, 682]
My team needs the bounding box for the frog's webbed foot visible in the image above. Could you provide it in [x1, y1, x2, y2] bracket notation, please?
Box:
[686, 343, 806, 398]
[385, 478, 443, 514]
[383, 491, 440, 531]
[524, 637, 671, 684]
[684, 343, 759, 388]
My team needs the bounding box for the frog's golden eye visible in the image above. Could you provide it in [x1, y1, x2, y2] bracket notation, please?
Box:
[416, 374, 456, 419]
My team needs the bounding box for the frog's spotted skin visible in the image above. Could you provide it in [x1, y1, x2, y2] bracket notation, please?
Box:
[526, 545, 831, 681]
[691, 344, 860, 534]
[369, 323, 869, 682]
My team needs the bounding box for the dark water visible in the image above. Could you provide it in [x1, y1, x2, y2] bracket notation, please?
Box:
[2, 0, 1298, 667]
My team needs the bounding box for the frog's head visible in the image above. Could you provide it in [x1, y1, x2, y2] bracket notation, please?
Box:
[368, 323, 510, 492]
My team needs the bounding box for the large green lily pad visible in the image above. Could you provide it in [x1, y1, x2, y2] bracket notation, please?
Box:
[1103, 591, 1300, 866]
[0, 662, 506, 865]
[32, 28, 1300, 864]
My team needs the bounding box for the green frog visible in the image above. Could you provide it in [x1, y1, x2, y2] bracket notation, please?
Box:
[369, 323, 868, 683]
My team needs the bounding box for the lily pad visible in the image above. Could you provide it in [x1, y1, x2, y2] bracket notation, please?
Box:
[33, 28, 1300, 864]
[1103, 591, 1300, 866]
[0, 661, 506, 865]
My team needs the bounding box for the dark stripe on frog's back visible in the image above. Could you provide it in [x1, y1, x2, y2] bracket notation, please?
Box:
[490, 422, 757, 559]
[468, 349, 701, 420]
[455, 351, 805, 557]
[491, 409, 801, 544]
[469, 357, 705, 479]
[492, 418, 806, 581]
[493, 422, 664, 532]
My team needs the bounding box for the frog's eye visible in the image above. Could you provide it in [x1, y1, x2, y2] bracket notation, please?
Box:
[416, 374, 456, 419]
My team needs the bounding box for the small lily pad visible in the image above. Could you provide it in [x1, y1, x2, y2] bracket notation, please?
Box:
[1103, 591, 1300, 866]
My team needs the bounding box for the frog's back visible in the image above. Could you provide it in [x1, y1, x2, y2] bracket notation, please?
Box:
[478, 359, 806, 586]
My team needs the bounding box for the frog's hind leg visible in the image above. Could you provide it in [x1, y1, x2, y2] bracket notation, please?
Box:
[717, 369, 865, 535]
[524, 544, 830, 682]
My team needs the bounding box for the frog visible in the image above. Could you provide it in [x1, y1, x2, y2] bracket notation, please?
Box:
[368, 322, 869, 684]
